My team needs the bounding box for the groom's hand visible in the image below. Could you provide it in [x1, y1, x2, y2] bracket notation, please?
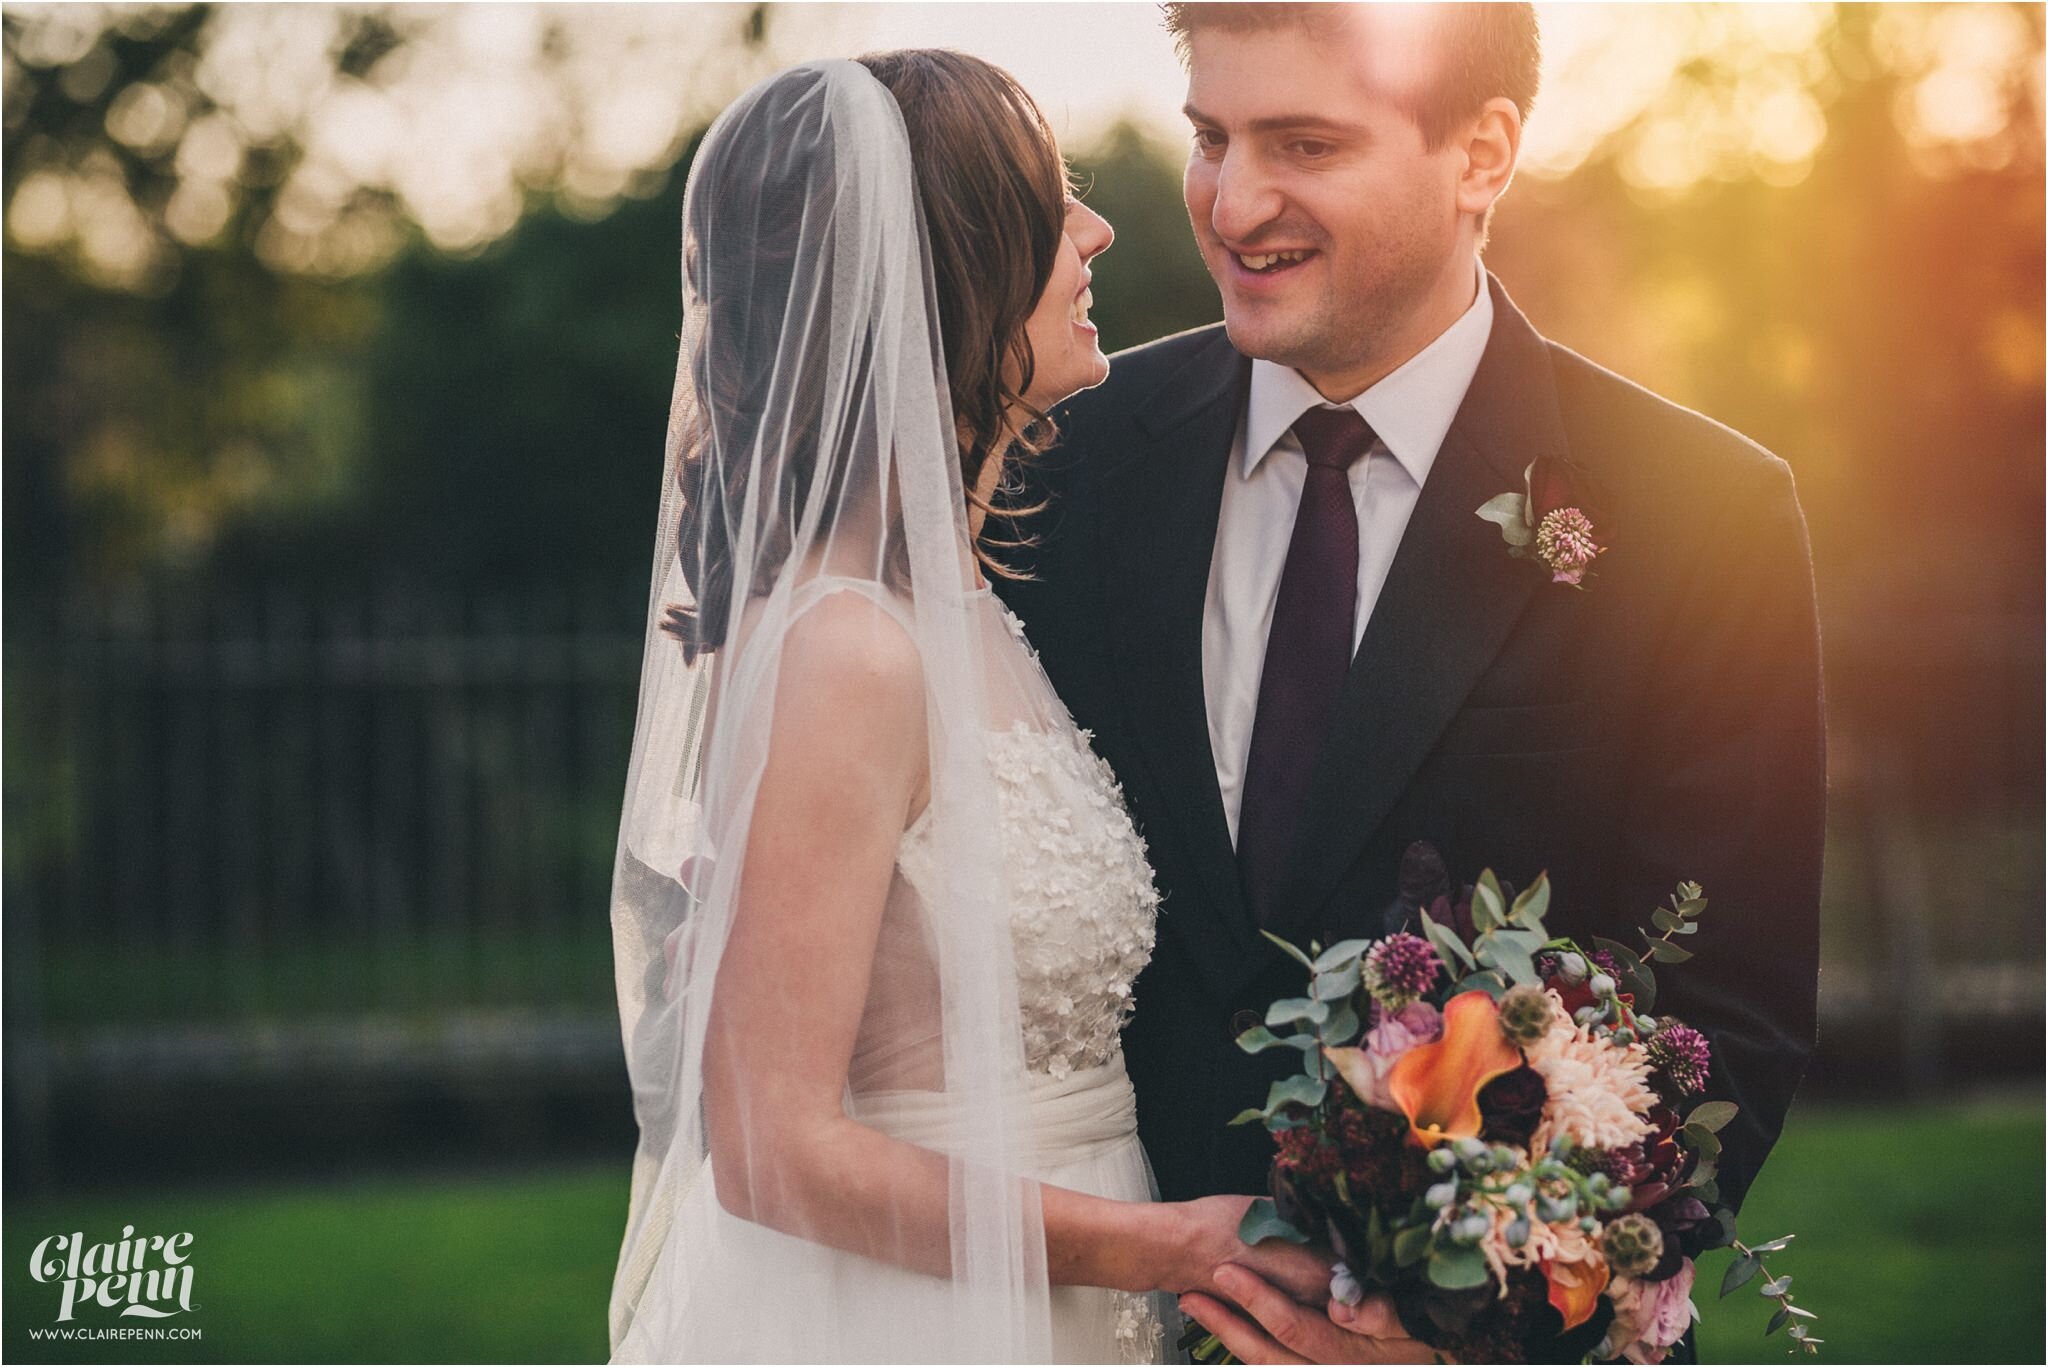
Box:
[1180, 1265, 1440, 1365]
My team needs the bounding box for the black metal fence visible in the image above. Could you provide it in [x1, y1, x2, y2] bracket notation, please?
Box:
[3, 582, 2039, 1184]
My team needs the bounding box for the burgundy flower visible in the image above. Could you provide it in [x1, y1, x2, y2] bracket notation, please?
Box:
[1423, 887, 1477, 946]
[1609, 1106, 1697, 1213]
[1478, 1064, 1548, 1148]
[1397, 841, 1453, 915]
[1527, 453, 1606, 527]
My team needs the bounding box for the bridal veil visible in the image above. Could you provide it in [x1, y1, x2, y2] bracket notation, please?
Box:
[605, 59, 1058, 1361]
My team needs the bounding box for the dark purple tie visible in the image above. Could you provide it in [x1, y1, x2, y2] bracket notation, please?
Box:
[1237, 405, 1376, 927]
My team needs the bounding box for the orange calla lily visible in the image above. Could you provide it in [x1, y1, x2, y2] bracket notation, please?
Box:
[1385, 990, 1522, 1148]
[1542, 1255, 1611, 1331]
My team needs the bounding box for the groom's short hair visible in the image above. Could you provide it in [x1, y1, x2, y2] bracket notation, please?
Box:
[1161, 2, 1540, 150]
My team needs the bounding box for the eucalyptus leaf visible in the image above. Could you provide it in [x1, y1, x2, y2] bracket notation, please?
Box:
[1455, 971, 1507, 999]
[1689, 1159, 1718, 1190]
[1314, 961, 1363, 1000]
[1261, 930, 1316, 970]
[1238, 1198, 1310, 1246]
[1426, 1243, 1490, 1290]
[1265, 1074, 1328, 1113]
[1474, 870, 1506, 930]
[1322, 1003, 1362, 1047]
[1490, 926, 1546, 955]
[1681, 1123, 1723, 1158]
[1703, 1208, 1738, 1250]
[1687, 1100, 1740, 1133]
[1365, 1205, 1389, 1272]
[1750, 1235, 1795, 1254]
[1592, 936, 1657, 1011]
[1480, 938, 1539, 987]
[1675, 898, 1708, 918]
[1313, 939, 1374, 972]
[1393, 1225, 1433, 1268]
[1228, 1107, 1265, 1126]
[1761, 1276, 1792, 1298]
[1482, 926, 1545, 986]
[1652, 908, 1685, 934]
[1720, 1253, 1762, 1298]
[1766, 1307, 1791, 1337]
[1424, 916, 1477, 972]
[1509, 873, 1551, 928]
[1646, 939, 1694, 964]
[1267, 997, 1330, 1028]
[1476, 493, 1533, 546]
[1236, 1026, 1284, 1054]
[1783, 1305, 1817, 1320]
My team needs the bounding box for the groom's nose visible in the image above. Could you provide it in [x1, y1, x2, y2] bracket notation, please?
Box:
[1208, 150, 1286, 245]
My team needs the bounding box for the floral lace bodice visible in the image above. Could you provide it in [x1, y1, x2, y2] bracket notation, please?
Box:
[895, 606, 1160, 1081]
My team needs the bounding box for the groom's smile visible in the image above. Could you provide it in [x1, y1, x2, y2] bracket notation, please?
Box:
[1178, 6, 1519, 400]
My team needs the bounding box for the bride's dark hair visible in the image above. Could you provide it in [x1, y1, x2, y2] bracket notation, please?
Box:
[666, 53, 1069, 661]
[854, 48, 1071, 551]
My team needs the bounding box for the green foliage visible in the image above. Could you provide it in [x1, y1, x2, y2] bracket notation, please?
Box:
[1425, 1242, 1491, 1291]
[1236, 1197, 1309, 1247]
[0, 1101, 2031, 1363]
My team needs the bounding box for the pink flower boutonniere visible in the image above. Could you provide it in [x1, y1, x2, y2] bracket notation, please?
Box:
[1476, 454, 1608, 588]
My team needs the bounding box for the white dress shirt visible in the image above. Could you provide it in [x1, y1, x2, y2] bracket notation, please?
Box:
[1204, 257, 1495, 846]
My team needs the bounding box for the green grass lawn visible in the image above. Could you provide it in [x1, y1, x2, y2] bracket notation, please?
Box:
[5, 1097, 2039, 1363]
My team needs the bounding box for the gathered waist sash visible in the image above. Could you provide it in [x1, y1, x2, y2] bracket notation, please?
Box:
[849, 1054, 1140, 1172]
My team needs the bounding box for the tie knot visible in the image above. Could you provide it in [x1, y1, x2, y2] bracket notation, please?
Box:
[1291, 405, 1377, 472]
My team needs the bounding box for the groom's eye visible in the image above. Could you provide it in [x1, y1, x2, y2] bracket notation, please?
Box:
[1191, 128, 1226, 156]
[1289, 138, 1335, 159]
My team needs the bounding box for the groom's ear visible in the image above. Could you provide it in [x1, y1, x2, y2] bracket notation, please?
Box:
[1454, 96, 1524, 223]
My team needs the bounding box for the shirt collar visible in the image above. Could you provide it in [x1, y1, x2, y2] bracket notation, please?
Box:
[1241, 255, 1494, 486]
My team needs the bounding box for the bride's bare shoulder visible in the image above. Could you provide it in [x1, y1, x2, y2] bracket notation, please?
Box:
[777, 584, 926, 719]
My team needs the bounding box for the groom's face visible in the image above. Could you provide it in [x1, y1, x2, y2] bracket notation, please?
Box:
[1181, 15, 1468, 388]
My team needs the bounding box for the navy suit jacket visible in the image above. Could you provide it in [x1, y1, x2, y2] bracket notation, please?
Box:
[994, 275, 1825, 1231]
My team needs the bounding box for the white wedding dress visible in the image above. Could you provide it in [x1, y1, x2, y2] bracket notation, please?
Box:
[612, 582, 1173, 1364]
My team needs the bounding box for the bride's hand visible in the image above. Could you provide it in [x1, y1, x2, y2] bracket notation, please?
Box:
[1155, 1195, 1335, 1305]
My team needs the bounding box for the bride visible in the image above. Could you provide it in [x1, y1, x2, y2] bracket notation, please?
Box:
[605, 52, 1329, 1364]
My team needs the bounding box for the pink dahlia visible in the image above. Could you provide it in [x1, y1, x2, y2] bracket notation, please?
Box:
[1603, 1260, 1698, 1363]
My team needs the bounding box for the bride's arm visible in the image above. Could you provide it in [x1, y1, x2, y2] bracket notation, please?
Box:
[701, 595, 1332, 1302]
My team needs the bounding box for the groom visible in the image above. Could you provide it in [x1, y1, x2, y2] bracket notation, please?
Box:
[996, 3, 1824, 1360]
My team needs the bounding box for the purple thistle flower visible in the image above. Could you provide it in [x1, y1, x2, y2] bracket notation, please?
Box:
[1364, 933, 1441, 1009]
[1588, 948, 1621, 979]
[1647, 1023, 1712, 1094]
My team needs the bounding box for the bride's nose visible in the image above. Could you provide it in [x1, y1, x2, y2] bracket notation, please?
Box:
[1071, 201, 1114, 261]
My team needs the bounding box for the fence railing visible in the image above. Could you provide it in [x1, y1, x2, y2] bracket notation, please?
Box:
[3, 584, 2039, 1170]
[4, 582, 645, 1033]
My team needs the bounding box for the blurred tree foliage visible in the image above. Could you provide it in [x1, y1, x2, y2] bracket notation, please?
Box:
[5, 5, 2042, 680]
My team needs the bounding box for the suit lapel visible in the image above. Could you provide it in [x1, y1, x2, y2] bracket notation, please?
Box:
[1098, 331, 1265, 993]
[1266, 276, 1571, 943]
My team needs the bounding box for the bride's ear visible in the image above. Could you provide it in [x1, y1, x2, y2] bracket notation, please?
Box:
[1455, 97, 1522, 221]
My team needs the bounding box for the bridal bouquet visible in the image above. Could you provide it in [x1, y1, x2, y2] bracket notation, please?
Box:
[1185, 844, 1818, 1364]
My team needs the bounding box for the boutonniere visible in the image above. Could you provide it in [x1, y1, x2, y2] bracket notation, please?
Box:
[1475, 454, 1607, 588]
